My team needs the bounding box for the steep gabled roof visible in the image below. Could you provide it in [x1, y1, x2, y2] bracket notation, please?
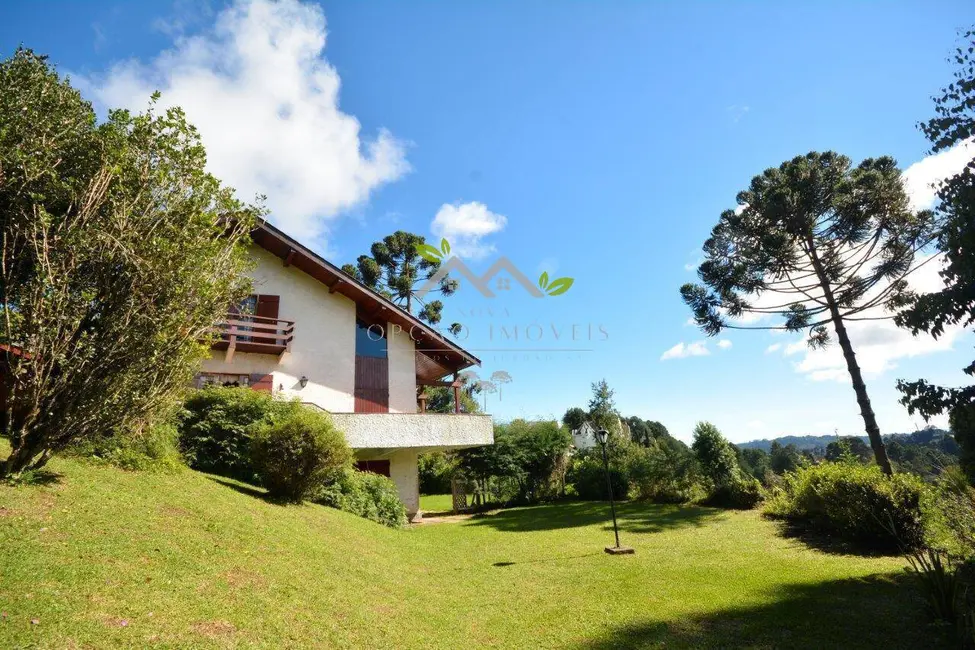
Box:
[250, 221, 480, 378]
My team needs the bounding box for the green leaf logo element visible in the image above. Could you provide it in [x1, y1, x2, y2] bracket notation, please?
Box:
[440, 238, 451, 256]
[538, 272, 550, 290]
[417, 244, 443, 263]
[545, 277, 574, 296]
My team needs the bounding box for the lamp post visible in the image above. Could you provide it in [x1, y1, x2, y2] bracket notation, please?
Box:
[595, 428, 634, 555]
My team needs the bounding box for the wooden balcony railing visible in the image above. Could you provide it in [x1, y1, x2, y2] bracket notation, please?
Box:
[211, 314, 295, 362]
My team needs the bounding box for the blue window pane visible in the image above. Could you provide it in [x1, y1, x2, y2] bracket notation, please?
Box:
[356, 319, 387, 358]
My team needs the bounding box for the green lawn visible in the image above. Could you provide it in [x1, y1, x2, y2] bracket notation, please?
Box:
[419, 492, 455, 513]
[0, 453, 946, 649]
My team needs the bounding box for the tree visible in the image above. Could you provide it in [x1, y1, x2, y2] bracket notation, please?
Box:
[769, 441, 802, 474]
[562, 407, 587, 431]
[896, 29, 975, 432]
[825, 437, 871, 463]
[503, 419, 572, 502]
[587, 379, 619, 434]
[950, 405, 975, 485]
[476, 380, 497, 411]
[740, 448, 771, 481]
[691, 422, 740, 487]
[682, 152, 938, 475]
[425, 385, 480, 415]
[0, 50, 255, 478]
[490, 370, 512, 401]
[626, 417, 651, 446]
[342, 232, 459, 329]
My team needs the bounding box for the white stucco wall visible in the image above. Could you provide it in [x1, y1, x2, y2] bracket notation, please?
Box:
[201, 245, 357, 412]
[388, 449, 420, 517]
[387, 321, 417, 413]
[331, 413, 494, 450]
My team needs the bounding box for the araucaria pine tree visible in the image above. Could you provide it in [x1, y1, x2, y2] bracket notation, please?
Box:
[681, 152, 938, 474]
[342, 232, 458, 327]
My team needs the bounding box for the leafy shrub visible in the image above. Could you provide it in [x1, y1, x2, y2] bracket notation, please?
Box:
[454, 419, 571, 505]
[626, 444, 703, 504]
[418, 451, 456, 495]
[705, 476, 763, 510]
[315, 468, 408, 528]
[70, 421, 184, 473]
[924, 466, 975, 560]
[764, 462, 929, 550]
[567, 452, 629, 500]
[178, 386, 281, 482]
[249, 407, 351, 502]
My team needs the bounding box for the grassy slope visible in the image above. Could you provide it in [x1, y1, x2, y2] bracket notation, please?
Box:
[0, 454, 946, 649]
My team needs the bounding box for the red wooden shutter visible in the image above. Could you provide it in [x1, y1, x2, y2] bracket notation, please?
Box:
[254, 295, 280, 344]
[354, 356, 389, 413]
[255, 295, 279, 320]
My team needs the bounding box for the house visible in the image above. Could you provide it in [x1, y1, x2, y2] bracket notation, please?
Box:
[198, 221, 493, 520]
[571, 421, 598, 450]
[571, 417, 629, 451]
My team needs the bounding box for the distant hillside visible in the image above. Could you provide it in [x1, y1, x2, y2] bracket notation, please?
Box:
[737, 435, 857, 452]
[738, 429, 952, 452]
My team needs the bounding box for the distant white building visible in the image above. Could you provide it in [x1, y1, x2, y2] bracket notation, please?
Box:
[571, 421, 599, 450]
[571, 417, 629, 451]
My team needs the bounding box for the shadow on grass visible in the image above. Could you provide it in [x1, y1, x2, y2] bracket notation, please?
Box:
[575, 573, 950, 650]
[205, 476, 290, 506]
[3, 469, 62, 487]
[491, 552, 603, 568]
[772, 518, 900, 558]
[465, 500, 725, 534]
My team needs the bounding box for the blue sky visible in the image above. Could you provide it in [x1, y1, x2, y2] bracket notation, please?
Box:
[4, 0, 973, 443]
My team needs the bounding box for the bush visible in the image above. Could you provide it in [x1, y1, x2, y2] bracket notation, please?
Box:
[315, 468, 408, 528]
[249, 407, 352, 502]
[418, 451, 456, 495]
[454, 419, 571, 505]
[178, 386, 281, 482]
[626, 444, 703, 504]
[70, 421, 184, 473]
[567, 452, 629, 500]
[924, 466, 975, 560]
[704, 476, 763, 510]
[763, 462, 929, 551]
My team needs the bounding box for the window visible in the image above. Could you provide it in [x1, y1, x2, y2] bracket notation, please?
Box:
[196, 373, 250, 388]
[355, 318, 387, 358]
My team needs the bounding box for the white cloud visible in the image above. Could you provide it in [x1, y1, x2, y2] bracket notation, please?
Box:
[717, 339, 732, 349]
[775, 255, 965, 382]
[765, 343, 782, 354]
[431, 201, 508, 259]
[902, 139, 974, 210]
[661, 341, 710, 360]
[783, 339, 807, 356]
[82, 0, 409, 244]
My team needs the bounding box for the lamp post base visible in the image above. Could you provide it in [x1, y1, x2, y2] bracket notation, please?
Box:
[604, 546, 635, 555]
